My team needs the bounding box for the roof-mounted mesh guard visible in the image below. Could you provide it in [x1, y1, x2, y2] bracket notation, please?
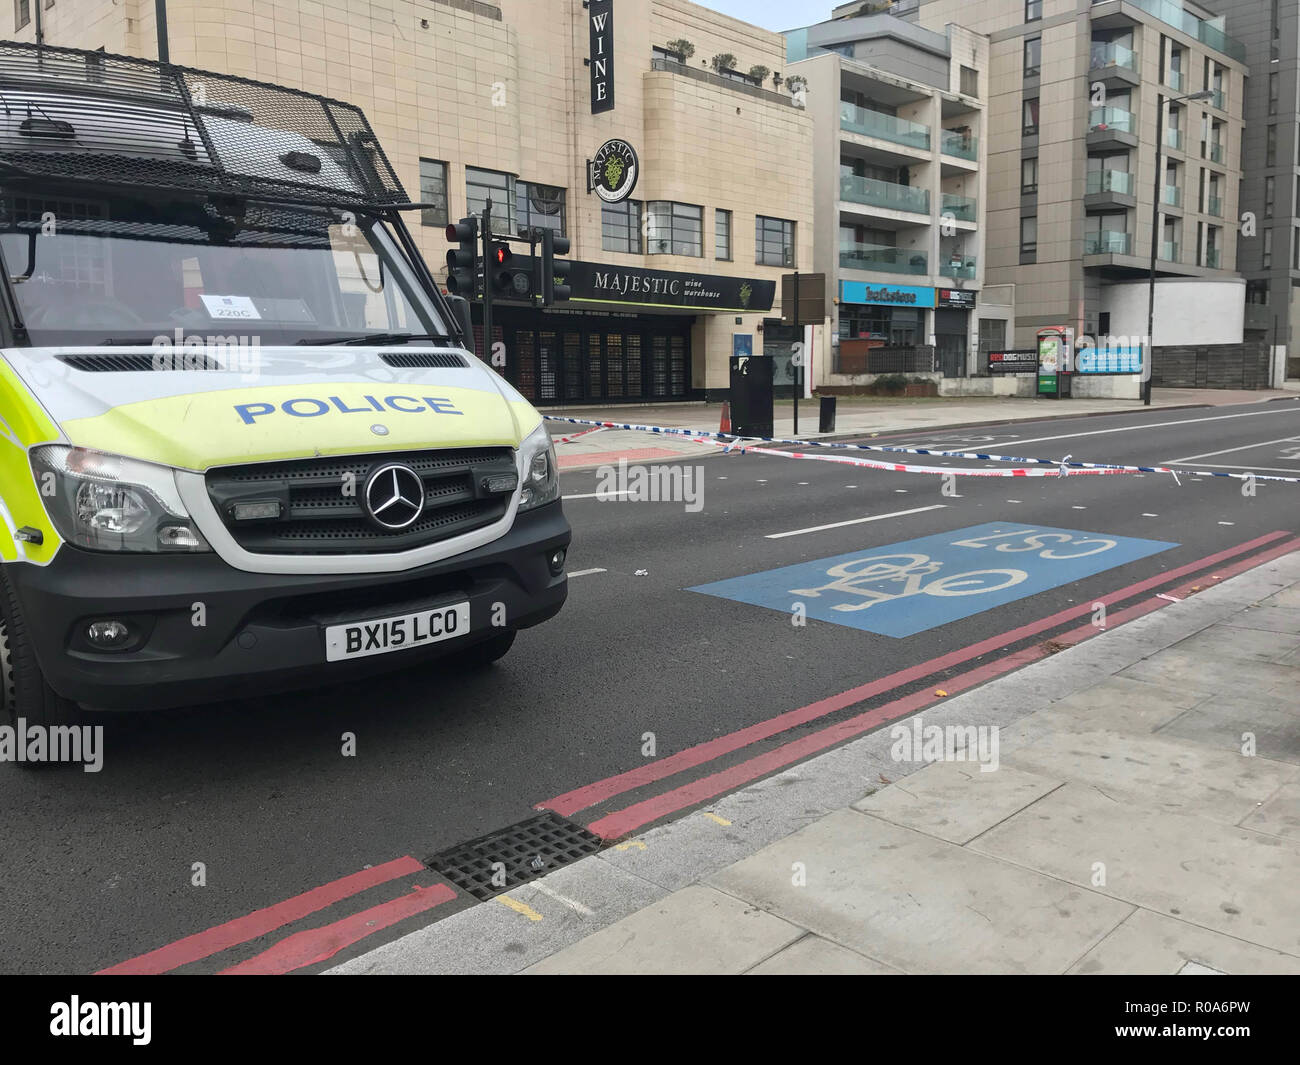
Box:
[0, 41, 410, 210]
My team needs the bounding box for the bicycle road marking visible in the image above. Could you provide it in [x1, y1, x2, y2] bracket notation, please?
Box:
[689, 522, 1178, 638]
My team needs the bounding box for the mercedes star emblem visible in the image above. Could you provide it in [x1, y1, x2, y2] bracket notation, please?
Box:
[363, 463, 426, 531]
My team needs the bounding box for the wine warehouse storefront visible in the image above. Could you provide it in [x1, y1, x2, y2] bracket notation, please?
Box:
[474, 261, 777, 406]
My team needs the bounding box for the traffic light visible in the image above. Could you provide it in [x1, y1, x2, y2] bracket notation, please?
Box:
[489, 241, 532, 299]
[445, 217, 480, 297]
[540, 228, 571, 305]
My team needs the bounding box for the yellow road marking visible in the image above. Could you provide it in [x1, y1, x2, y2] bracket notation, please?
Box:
[703, 813, 731, 826]
[496, 895, 543, 921]
[613, 841, 646, 852]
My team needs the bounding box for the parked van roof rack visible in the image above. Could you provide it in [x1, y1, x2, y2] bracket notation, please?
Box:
[0, 41, 411, 210]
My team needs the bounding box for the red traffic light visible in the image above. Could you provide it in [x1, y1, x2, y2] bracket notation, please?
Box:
[492, 242, 512, 266]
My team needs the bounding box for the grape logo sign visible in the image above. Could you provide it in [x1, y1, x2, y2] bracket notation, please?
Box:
[589, 139, 639, 204]
[689, 523, 1178, 637]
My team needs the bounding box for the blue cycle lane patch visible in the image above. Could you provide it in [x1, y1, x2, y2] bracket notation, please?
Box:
[689, 522, 1179, 638]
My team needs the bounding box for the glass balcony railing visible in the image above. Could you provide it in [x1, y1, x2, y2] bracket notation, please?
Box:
[1206, 195, 1223, 217]
[940, 256, 977, 279]
[940, 128, 978, 160]
[840, 173, 930, 214]
[1088, 107, 1134, 134]
[839, 243, 928, 276]
[1163, 184, 1182, 207]
[1160, 241, 1180, 261]
[1205, 142, 1225, 164]
[1084, 231, 1132, 255]
[1209, 88, 1226, 111]
[941, 193, 977, 221]
[1098, 0, 1245, 64]
[1090, 41, 1137, 73]
[1085, 169, 1134, 195]
[839, 101, 930, 150]
[1167, 69, 1185, 92]
[1205, 248, 1222, 268]
[1166, 128, 1185, 151]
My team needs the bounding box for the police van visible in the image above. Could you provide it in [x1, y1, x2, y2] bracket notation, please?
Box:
[0, 43, 570, 727]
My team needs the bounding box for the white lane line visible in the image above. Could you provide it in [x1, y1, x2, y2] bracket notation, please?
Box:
[568, 568, 607, 578]
[1161, 462, 1300, 475]
[1218, 522, 1235, 526]
[529, 881, 594, 916]
[563, 490, 630, 501]
[1164, 435, 1300, 464]
[1072, 505, 1087, 509]
[1142, 512, 1159, 517]
[931, 407, 1300, 451]
[766, 504, 947, 540]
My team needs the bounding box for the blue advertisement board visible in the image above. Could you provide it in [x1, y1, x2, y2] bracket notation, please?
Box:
[839, 281, 936, 309]
[1077, 346, 1143, 374]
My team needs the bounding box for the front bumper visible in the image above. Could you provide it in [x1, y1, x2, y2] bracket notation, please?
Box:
[9, 502, 570, 711]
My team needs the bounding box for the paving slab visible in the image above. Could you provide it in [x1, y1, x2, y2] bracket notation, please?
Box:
[522, 885, 804, 975]
[853, 761, 1062, 845]
[1226, 605, 1300, 635]
[1118, 651, 1300, 697]
[1068, 908, 1300, 975]
[708, 808, 1133, 974]
[1240, 782, 1300, 842]
[1171, 625, 1300, 666]
[972, 783, 1300, 953]
[1010, 675, 1214, 740]
[746, 934, 901, 975]
[1156, 694, 1300, 765]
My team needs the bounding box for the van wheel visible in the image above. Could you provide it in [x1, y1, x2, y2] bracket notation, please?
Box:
[0, 570, 81, 749]
[457, 630, 516, 669]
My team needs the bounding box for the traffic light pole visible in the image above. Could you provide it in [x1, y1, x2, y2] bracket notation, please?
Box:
[792, 270, 800, 438]
[482, 198, 493, 365]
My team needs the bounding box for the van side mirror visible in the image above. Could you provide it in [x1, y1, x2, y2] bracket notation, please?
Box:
[447, 294, 475, 352]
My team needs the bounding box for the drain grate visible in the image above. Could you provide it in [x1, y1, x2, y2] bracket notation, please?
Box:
[425, 812, 603, 902]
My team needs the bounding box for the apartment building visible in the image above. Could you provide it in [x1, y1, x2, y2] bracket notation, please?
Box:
[877, 0, 1249, 361]
[8, 0, 817, 404]
[789, 10, 1013, 380]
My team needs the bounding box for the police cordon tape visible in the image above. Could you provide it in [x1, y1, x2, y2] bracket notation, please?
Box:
[543, 415, 1300, 484]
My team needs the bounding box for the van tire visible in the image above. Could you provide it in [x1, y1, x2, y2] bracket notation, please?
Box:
[0, 569, 81, 749]
[456, 630, 516, 669]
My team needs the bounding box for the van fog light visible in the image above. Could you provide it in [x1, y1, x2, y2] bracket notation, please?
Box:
[159, 525, 207, 549]
[86, 620, 131, 648]
[548, 548, 566, 576]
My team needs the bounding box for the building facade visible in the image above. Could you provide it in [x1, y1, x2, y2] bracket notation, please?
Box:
[10, 0, 818, 404]
[789, 11, 1003, 381]
[883, 0, 1249, 369]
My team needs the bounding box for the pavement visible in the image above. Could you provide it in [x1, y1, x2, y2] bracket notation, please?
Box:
[548, 388, 1300, 470]
[330, 548, 1300, 975]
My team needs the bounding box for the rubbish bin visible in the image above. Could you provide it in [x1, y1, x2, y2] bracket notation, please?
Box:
[729, 354, 774, 437]
[819, 395, 837, 433]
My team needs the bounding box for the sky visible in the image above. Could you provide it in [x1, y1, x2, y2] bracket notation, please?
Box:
[696, 0, 838, 33]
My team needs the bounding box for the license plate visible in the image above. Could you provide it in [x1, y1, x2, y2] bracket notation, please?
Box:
[324, 602, 471, 662]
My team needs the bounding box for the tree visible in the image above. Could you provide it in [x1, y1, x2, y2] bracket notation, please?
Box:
[710, 53, 738, 74]
[665, 38, 695, 61]
[748, 65, 771, 86]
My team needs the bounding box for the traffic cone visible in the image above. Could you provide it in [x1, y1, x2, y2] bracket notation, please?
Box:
[718, 400, 731, 436]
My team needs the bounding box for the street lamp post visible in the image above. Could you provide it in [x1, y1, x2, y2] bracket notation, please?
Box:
[1144, 88, 1213, 405]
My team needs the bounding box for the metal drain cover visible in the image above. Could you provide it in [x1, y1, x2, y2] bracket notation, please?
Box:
[426, 812, 603, 901]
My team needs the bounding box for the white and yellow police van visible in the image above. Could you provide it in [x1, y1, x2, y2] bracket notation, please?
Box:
[0, 43, 569, 727]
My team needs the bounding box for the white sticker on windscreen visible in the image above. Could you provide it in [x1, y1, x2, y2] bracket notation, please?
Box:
[200, 294, 262, 320]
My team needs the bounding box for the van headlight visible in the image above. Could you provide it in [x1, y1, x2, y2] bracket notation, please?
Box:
[30, 446, 210, 553]
[518, 423, 560, 511]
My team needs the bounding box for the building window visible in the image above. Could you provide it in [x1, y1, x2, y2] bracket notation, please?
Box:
[1025, 0, 1042, 21]
[602, 199, 643, 254]
[1246, 279, 1269, 305]
[1023, 98, 1040, 136]
[466, 166, 516, 235]
[978, 318, 1007, 353]
[518, 182, 567, 237]
[14, 0, 30, 30]
[1265, 176, 1275, 218]
[1021, 157, 1038, 194]
[1269, 73, 1279, 116]
[715, 209, 732, 261]
[1263, 228, 1272, 268]
[756, 215, 796, 267]
[418, 160, 448, 228]
[647, 201, 703, 256]
[1266, 125, 1277, 167]
[1024, 37, 1041, 79]
[960, 65, 979, 98]
[1020, 216, 1037, 260]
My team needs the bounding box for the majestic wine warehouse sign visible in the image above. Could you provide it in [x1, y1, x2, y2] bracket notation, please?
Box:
[590, 0, 615, 114]
[568, 261, 776, 312]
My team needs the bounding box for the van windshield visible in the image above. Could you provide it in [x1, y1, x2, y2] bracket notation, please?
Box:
[0, 191, 450, 347]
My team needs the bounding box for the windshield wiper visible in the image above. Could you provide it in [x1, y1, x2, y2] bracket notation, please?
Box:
[297, 332, 454, 346]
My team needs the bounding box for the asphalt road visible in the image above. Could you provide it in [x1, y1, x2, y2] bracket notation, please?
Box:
[2, 398, 1298, 974]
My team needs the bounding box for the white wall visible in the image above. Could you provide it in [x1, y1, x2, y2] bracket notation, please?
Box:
[1100, 279, 1246, 346]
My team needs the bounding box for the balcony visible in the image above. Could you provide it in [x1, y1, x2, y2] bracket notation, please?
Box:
[1084, 231, 1132, 255]
[1163, 184, 1182, 207]
[1167, 70, 1185, 92]
[940, 128, 978, 161]
[1084, 168, 1136, 210]
[941, 193, 977, 222]
[939, 256, 977, 279]
[1206, 195, 1223, 217]
[1159, 241, 1180, 261]
[839, 243, 928, 276]
[1204, 141, 1225, 165]
[1089, 41, 1139, 88]
[1092, 0, 1245, 65]
[1209, 88, 1226, 111]
[1087, 107, 1137, 151]
[840, 173, 931, 215]
[1166, 128, 1185, 152]
[840, 102, 930, 152]
[1205, 248, 1222, 269]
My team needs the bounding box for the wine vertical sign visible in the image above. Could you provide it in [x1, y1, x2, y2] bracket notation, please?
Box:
[589, 0, 615, 113]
